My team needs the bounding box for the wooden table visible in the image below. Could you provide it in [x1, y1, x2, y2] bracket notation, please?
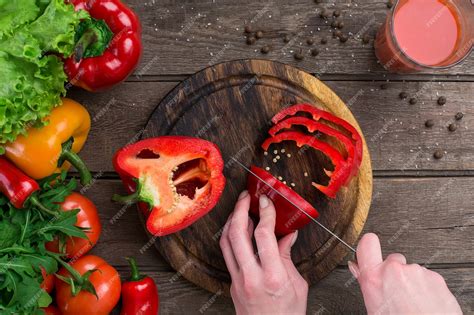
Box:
[69, 1, 474, 313]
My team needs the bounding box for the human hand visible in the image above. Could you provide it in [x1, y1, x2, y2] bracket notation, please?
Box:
[349, 233, 462, 315]
[219, 191, 308, 315]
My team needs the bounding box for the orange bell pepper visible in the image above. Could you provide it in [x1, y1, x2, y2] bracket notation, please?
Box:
[4, 98, 92, 185]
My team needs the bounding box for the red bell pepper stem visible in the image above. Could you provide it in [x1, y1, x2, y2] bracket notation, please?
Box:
[120, 257, 159, 315]
[74, 29, 98, 62]
[111, 179, 145, 205]
[0, 157, 56, 215]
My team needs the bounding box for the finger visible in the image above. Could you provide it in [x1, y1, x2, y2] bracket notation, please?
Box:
[219, 213, 238, 276]
[247, 219, 254, 239]
[385, 253, 407, 265]
[348, 260, 360, 278]
[228, 191, 258, 269]
[254, 195, 285, 275]
[278, 231, 299, 275]
[356, 233, 383, 273]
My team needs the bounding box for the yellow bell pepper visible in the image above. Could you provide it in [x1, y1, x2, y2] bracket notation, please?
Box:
[5, 98, 92, 185]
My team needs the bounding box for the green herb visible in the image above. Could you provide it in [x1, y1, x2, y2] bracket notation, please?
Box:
[0, 0, 89, 152]
[0, 172, 87, 313]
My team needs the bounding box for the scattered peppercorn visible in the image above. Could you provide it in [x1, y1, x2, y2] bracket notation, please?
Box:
[448, 123, 457, 132]
[455, 112, 464, 121]
[294, 51, 304, 60]
[306, 38, 314, 45]
[246, 37, 256, 45]
[409, 98, 417, 105]
[255, 30, 264, 39]
[425, 119, 434, 128]
[331, 20, 338, 28]
[433, 149, 444, 159]
[261, 45, 270, 54]
[333, 9, 341, 17]
[314, 0, 321, 3]
[311, 48, 319, 56]
[319, 9, 328, 18]
[321, 37, 328, 44]
[244, 25, 252, 33]
[337, 21, 344, 29]
[362, 34, 371, 44]
[399, 91, 408, 99]
[437, 96, 446, 105]
[283, 34, 291, 43]
[380, 83, 388, 90]
[339, 34, 348, 43]
[333, 30, 342, 38]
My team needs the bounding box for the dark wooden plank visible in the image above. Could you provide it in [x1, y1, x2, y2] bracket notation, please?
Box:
[108, 267, 473, 314]
[87, 176, 474, 268]
[68, 80, 474, 172]
[121, 0, 474, 76]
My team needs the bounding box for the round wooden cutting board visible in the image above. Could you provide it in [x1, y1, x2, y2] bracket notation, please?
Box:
[142, 59, 372, 295]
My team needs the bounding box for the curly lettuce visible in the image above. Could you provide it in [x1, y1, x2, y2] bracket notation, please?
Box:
[0, 0, 89, 151]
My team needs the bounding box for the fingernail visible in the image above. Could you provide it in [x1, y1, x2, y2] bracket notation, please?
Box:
[290, 231, 298, 246]
[348, 261, 360, 278]
[259, 195, 269, 208]
[238, 190, 248, 200]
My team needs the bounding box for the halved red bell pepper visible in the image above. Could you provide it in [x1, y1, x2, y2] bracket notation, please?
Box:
[112, 136, 226, 236]
[268, 116, 356, 185]
[272, 103, 363, 179]
[247, 165, 319, 236]
[261, 131, 351, 198]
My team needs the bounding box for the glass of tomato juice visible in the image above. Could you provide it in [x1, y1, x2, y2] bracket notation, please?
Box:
[375, 0, 473, 73]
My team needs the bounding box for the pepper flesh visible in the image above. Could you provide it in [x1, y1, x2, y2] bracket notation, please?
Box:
[272, 103, 363, 179]
[262, 131, 351, 198]
[120, 257, 159, 315]
[268, 116, 357, 185]
[0, 157, 55, 215]
[247, 165, 319, 236]
[64, 0, 142, 91]
[4, 98, 92, 185]
[112, 136, 226, 236]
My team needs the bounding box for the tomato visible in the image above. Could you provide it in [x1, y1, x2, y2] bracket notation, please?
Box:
[46, 192, 101, 259]
[55, 255, 121, 315]
[40, 267, 55, 294]
[42, 305, 61, 315]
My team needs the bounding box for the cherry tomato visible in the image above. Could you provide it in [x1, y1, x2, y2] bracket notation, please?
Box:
[46, 192, 101, 259]
[42, 305, 61, 315]
[40, 267, 54, 294]
[55, 255, 121, 315]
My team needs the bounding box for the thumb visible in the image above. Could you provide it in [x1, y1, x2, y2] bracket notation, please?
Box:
[278, 231, 298, 261]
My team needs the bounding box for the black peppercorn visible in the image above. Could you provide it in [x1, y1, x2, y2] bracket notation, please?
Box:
[261, 45, 270, 54]
[399, 92, 408, 99]
[448, 123, 457, 132]
[255, 30, 264, 39]
[409, 98, 417, 105]
[246, 37, 256, 45]
[455, 112, 464, 121]
[437, 96, 446, 105]
[425, 119, 434, 128]
[433, 149, 444, 159]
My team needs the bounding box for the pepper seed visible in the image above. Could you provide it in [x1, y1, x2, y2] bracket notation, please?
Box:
[399, 91, 408, 99]
[448, 123, 457, 132]
[264, 151, 268, 156]
[290, 183, 296, 187]
[433, 149, 444, 159]
[272, 158, 277, 163]
[273, 150, 278, 154]
[455, 112, 464, 121]
[409, 98, 417, 105]
[281, 149, 286, 153]
[278, 176, 283, 180]
[304, 172, 309, 177]
[276, 155, 281, 160]
[265, 167, 270, 171]
[255, 30, 264, 39]
[424, 119, 434, 128]
[437, 96, 446, 105]
[287, 153, 292, 158]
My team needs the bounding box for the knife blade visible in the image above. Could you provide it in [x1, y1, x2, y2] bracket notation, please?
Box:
[231, 157, 356, 253]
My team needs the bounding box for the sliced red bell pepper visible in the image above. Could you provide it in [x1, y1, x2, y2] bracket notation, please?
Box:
[261, 131, 351, 198]
[64, 0, 142, 91]
[272, 103, 363, 179]
[247, 165, 319, 236]
[268, 116, 356, 185]
[112, 136, 226, 236]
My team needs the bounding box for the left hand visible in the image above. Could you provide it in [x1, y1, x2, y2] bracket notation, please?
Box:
[219, 191, 308, 315]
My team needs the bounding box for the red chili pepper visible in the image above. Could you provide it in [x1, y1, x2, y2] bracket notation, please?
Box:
[261, 131, 351, 198]
[120, 257, 159, 315]
[64, 0, 142, 91]
[272, 103, 363, 179]
[268, 116, 357, 185]
[0, 157, 55, 215]
[112, 136, 226, 236]
[247, 165, 319, 236]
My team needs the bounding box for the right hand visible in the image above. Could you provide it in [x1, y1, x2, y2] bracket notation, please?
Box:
[349, 233, 462, 315]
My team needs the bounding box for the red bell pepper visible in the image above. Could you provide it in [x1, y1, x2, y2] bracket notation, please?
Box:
[268, 116, 357, 185]
[272, 103, 363, 179]
[64, 0, 142, 91]
[261, 131, 351, 198]
[0, 157, 55, 215]
[112, 136, 226, 236]
[120, 257, 159, 315]
[247, 166, 319, 236]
